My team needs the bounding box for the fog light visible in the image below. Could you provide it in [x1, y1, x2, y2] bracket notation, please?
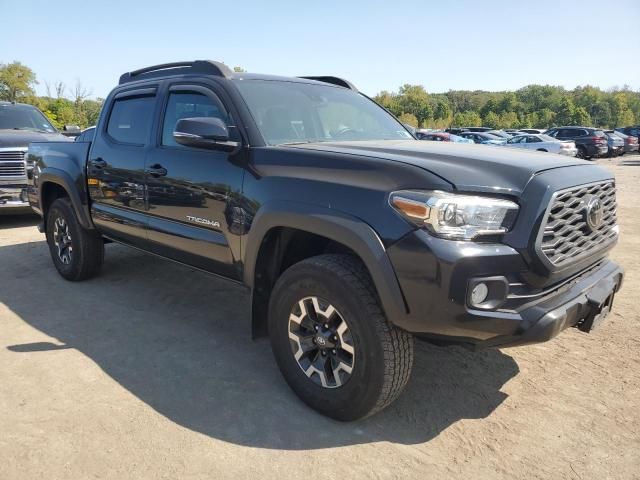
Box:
[471, 282, 489, 306]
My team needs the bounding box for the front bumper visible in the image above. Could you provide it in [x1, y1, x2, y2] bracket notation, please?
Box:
[387, 229, 623, 349]
[470, 260, 623, 349]
[0, 186, 31, 212]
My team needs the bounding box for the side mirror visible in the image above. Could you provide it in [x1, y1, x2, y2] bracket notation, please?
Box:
[61, 124, 81, 137]
[173, 117, 240, 152]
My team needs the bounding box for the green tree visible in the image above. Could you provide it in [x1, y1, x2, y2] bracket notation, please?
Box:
[610, 93, 636, 127]
[453, 110, 482, 127]
[537, 108, 556, 128]
[0, 61, 38, 101]
[498, 111, 519, 128]
[397, 112, 418, 127]
[480, 98, 498, 119]
[433, 98, 451, 121]
[397, 84, 432, 127]
[483, 111, 500, 129]
[498, 92, 519, 114]
[589, 102, 611, 127]
[374, 90, 401, 116]
[572, 106, 591, 126]
[555, 97, 575, 126]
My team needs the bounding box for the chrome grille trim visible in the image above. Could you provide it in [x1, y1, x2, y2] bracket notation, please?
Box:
[536, 180, 617, 268]
[0, 150, 27, 178]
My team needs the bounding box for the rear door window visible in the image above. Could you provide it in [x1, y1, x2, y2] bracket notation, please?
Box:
[107, 95, 155, 145]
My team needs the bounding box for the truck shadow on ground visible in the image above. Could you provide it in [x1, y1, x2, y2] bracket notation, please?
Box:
[0, 213, 39, 229]
[2, 241, 519, 450]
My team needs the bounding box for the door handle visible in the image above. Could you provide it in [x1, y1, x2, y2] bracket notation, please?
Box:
[146, 164, 168, 177]
[90, 158, 107, 168]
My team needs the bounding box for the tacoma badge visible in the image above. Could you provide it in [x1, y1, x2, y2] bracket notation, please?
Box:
[186, 215, 220, 228]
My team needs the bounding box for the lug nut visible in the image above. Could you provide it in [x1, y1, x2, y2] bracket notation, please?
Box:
[331, 349, 336, 355]
[314, 325, 319, 331]
[321, 351, 327, 356]
[333, 335, 338, 341]
[324, 323, 329, 329]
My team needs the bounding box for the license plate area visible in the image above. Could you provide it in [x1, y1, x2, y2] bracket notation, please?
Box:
[579, 292, 615, 332]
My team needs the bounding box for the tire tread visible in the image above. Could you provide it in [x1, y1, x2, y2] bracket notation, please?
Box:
[299, 254, 414, 418]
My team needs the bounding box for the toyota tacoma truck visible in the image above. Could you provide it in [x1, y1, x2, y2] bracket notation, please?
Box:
[0, 101, 71, 213]
[27, 61, 623, 421]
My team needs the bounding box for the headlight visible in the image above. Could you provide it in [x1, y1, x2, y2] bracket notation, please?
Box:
[389, 190, 519, 241]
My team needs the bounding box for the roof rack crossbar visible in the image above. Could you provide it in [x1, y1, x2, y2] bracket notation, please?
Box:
[299, 76, 358, 91]
[119, 60, 233, 85]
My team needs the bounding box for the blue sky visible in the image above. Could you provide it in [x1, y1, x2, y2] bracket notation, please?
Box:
[2, 0, 639, 99]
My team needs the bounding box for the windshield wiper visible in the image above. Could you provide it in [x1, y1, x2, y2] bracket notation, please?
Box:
[11, 127, 53, 133]
[279, 140, 316, 146]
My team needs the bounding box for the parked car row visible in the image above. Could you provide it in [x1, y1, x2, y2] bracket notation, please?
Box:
[417, 124, 640, 159]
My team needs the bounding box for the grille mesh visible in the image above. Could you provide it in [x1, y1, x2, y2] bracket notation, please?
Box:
[0, 151, 27, 178]
[539, 181, 617, 267]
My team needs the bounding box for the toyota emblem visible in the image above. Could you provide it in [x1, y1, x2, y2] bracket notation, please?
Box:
[585, 195, 604, 231]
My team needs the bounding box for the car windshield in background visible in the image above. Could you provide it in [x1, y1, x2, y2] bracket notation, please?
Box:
[539, 134, 557, 142]
[0, 104, 57, 133]
[234, 80, 412, 145]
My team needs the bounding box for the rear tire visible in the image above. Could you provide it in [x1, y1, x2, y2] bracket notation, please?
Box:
[576, 146, 587, 159]
[268, 254, 413, 421]
[46, 198, 104, 281]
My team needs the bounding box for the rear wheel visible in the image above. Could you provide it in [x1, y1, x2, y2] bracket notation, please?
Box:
[46, 198, 104, 281]
[577, 146, 592, 160]
[268, 254, 414, 421]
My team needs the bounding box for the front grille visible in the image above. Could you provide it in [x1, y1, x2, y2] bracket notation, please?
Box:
[538, 181, 617, 267]
[0, 151, 27, 178]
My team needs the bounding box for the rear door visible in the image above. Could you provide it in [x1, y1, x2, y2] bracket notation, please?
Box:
[143, 82, 245, 280]
[88, 87, 158, 248]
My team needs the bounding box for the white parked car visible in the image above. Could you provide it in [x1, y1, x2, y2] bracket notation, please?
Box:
[502, 134, 577, 156]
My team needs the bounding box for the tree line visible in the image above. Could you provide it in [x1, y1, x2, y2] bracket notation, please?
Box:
[374, 83, 639, 130]
[1, 61, 638, 131]
[0, 61, 102, 129]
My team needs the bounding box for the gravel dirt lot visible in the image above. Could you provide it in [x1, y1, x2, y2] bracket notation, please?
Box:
[1, 157, 639, 480]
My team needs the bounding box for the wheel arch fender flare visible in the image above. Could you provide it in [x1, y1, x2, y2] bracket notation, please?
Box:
[243, 200, 409, 323]
[39, 168, 94, 230]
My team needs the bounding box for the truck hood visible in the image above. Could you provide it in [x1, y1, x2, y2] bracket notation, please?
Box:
[287, 140, 596, 195]
[0, 129, 70, 149]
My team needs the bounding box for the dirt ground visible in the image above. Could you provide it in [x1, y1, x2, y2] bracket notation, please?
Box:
[1, 156, 639, 480]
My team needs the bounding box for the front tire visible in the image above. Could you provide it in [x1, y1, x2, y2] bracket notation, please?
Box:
[268, 254, 413, 421]
[46, 197, 104, 281]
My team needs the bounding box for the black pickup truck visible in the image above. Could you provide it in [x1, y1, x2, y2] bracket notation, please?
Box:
[28, 61, 623, 420]
[1, 101, 71, 213]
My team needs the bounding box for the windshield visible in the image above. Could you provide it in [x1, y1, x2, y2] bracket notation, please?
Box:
[234, 80, 412, 145]
[0, 104, 57, 133]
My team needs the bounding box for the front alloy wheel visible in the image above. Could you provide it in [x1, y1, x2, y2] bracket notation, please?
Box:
[53, 216, 73, 265]
[269, 254, 414, 421]
[288, 296, 355, 388]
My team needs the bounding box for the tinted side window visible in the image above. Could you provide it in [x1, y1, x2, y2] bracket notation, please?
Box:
[107, 96, 155, 145]
[559, 129, 574, 137]
[162, 91, 227, 147]
[527, 136, 541, 143]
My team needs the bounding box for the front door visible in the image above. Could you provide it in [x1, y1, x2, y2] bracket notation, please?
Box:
[88, 88, 157, 248]
[144, 83, 245, 280]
